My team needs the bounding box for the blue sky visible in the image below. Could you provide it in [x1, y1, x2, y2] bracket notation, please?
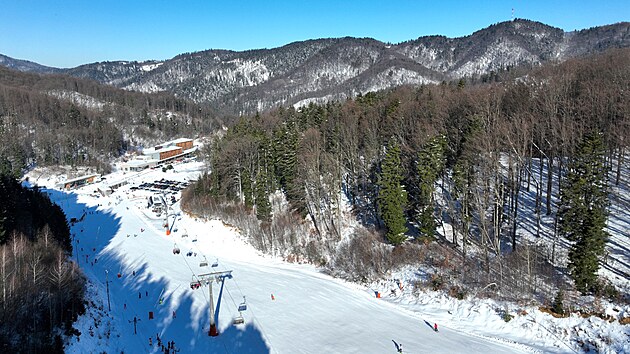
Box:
[1, 0, 628, 68]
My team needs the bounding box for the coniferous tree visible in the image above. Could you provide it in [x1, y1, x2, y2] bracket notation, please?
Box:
[558, 131, 609, 294]
[417, 135, 447, 238]
[255, 168, 271, 222]
[552, 289, 565, 315]
[242, 168, 254, 209]
[273, 118, 303, 215]
[377, 140, 408, 245]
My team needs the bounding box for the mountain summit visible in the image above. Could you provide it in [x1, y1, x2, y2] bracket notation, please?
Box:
[3, 19, 629, 114]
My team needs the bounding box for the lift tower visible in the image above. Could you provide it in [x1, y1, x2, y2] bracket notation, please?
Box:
[193, 270, 233, 336]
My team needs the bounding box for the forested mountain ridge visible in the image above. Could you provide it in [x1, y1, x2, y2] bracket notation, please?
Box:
[0, 65, 221, 175]
[0, 53, 62, 74]
[3, 19, 628, 115]
[182, 48, 630, 303]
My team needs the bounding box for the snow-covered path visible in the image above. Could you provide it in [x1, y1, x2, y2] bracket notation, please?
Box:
[43, 164, 532, 353]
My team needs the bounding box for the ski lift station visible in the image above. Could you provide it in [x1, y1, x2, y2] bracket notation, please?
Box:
[58, 174, 100, 190]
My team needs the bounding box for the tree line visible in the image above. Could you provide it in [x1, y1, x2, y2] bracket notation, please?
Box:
[182, 48, 629, 302]
[0, 65, 225, 177]
[0, 174, 84, 352]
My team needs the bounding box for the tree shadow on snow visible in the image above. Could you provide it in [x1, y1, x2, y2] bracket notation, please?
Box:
[42, 186, 269, 353]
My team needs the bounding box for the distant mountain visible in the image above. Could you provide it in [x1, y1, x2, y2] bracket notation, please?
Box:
[2, 19, 629, 114]
[0, 53, 62, 74]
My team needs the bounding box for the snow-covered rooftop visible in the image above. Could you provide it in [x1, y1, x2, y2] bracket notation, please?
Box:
[143, 145, 182, 155]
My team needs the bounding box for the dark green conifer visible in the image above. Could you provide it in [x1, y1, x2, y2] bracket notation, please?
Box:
[242, 168, 253, 209]
[417, 135, 447, 238]
[558, 131, 609, 294]
[255, 168, 271, 222]
[377, 140, 408, 245]
[552, 289, 565, 315]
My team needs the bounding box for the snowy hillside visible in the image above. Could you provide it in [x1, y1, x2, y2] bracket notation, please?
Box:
[24, 158, 629, 353]
[5, 20, 628, 115]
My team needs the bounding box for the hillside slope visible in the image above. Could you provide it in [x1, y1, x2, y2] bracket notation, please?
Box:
[3, 20, 628, 114]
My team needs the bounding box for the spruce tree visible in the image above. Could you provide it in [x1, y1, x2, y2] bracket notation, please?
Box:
[273, 119, 302, 214]
[377, 140, 408, 245]
[242, 168, 253, 209]
[552, 289, 565, 315]
[558, 131, 609, 294]
[255, 168, 271, 222]
[417, 135, 447, 238]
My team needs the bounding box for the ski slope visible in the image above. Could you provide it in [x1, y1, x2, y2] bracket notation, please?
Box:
[35, 162, 534, 354]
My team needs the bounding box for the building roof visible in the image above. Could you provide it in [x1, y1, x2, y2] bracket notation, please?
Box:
[124, 158, 158, 167]
[61, 174, 99, 184]
[143, 145, 182, 155]
[170, 138, 193, 144]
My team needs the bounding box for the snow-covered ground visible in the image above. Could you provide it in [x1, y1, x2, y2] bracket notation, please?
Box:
[25, 160, 629, 353]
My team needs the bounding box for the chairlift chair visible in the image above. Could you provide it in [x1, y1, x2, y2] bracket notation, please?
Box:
[173, 243, 180, 255]
[233, 313, 244, 325]
[199, 256, 208, 267]
[190, 281, 201, 290]
[238, 296, 247, 312]
[211, 258, 219, 267]
[190, 276, 201, 290]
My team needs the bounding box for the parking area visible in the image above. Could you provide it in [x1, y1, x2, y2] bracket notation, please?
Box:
[130, 178, 191, 193]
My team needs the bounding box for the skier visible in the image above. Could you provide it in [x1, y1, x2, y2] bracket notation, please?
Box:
[124, 303, 127, 310]
[434, 323, 438, 332]
[149, 337, 152, 346]
[139, 292, 142, 299]
[172, 310, 176, 319]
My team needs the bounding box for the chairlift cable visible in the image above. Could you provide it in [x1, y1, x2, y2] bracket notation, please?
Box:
[175, 243, 212, 307]
[215, 264, 277, 353]
[173, 221, 274, 351]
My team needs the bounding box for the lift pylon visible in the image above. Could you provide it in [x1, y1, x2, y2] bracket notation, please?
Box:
[195, 270, 233, 336]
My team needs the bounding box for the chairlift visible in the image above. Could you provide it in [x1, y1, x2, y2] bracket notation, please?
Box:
[199, 256, 208, 267]
[233, 313, 244, 325]
[238, 296, 247, 312]
[211, 258, 219, 267]
[190, 276, 202, 290]
[173, 243, 180, 255]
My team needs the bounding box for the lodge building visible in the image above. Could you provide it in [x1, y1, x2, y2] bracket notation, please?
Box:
[122, 138, 196, 172]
